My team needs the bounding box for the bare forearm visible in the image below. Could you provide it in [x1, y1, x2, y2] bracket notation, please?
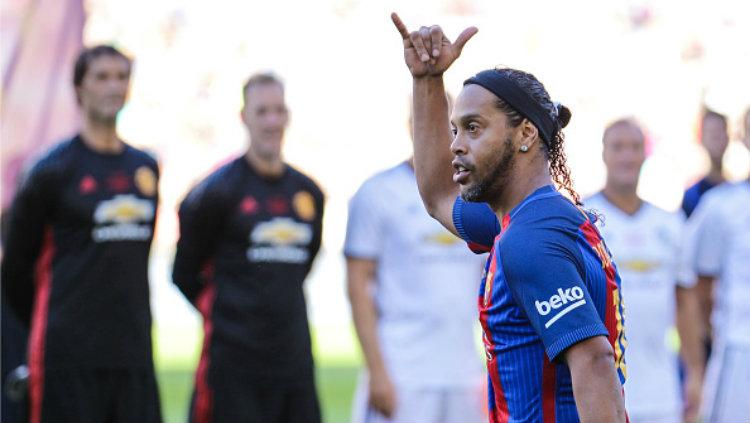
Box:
[695, 276, 714, 340]
[676, 286, 705, 376]
[412, 76, 458, 216]
[347, 266, 387, 374]
[566, 337, 626, 423]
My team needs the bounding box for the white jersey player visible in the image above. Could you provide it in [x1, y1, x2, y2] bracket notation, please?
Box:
[587, 119, 704, 423]
[681, 108, 750, 423]
[345, 160, 485, 423]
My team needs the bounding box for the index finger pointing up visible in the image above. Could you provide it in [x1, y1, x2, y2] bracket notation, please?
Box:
[391, 13, 410, 39]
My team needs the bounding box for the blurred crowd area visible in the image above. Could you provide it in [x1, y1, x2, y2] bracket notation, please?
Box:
[1, 0, 749, 422]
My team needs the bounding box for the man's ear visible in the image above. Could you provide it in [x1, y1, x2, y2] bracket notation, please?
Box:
[519, 119, 540, 149]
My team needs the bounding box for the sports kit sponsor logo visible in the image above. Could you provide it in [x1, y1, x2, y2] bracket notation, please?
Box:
[247, 217, 312, 264]
[91, 195, 154, 242]
[535, 286, 586, 328]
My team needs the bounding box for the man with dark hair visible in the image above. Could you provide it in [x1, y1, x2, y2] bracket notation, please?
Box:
[172, 72, 325, 423]
[680, 107, 750, 423]
[391, 14, 627, 422]
[587, 118, 704, 423]
[1, 44, 162, 423]
[681, 109, 729, 218]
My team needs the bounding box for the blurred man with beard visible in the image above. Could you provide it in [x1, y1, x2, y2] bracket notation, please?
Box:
[172, 72, 325, 423]
[1, 45, 162, 423]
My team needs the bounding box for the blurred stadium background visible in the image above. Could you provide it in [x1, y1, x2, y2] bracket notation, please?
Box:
[2, 0, 749, 422]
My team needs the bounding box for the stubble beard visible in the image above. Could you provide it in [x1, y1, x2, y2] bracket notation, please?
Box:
[461, 137, 516, 204]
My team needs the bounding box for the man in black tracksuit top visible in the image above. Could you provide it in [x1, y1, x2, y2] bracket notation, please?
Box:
[173, 72, 325, 423]
[1, 45, 162, 423]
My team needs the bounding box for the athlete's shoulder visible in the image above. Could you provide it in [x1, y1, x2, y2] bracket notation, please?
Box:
[697, 182, 740, 212]
[123, 142, 159, 169]
[358, 162, 411, 195]
[181, 158, 244, 210]
[515, 189, 590, 231]
[642, 201, 684, 222]
[286, 164, 325, 199]
[22, 137, 79, 182]
[700, 181, 750, 217]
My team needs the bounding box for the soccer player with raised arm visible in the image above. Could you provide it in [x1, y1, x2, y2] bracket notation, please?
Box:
[1, 45, 162, 423]
[172, 73, 325, 423]
[391, 14, 628, 423]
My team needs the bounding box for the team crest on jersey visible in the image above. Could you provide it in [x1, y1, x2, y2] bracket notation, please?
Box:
[92, 194, 154, 242]
[134, 166, 157, 197]
[247, 217, 312, 264]
[293, 191, 316, 221]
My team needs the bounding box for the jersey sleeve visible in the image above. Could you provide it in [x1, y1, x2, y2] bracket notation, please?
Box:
[669, 212, 695, 288]
[1, 161, 56, 326]
[306, 184, 325, 274]
[499, 228, 609, 361]
[452, 196, 500, 254]
[680, 194, 726, 283]
[343, 181, 385, 260]
[172, 179, 227, 305]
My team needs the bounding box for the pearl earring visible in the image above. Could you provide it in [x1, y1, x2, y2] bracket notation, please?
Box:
[520, 145, 529, 152]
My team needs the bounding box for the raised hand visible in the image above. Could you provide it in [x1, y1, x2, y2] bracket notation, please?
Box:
[391, 12, 477, 78]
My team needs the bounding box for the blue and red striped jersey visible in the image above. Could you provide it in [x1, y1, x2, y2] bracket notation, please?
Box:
[453, 185, 627, 423]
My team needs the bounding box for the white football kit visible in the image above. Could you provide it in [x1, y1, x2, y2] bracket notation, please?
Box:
[345, 162, 485, 423]
[681, 181, 750, 423]
[587, 193, 688, 423]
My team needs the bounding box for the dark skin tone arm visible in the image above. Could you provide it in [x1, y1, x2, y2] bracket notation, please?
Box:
[391, 13, 476, 236]
[563, 336, 627, 423]
[392, 13, 626, 421]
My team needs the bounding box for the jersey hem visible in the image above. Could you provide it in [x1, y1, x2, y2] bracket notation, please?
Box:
[546, 323, 609, 361]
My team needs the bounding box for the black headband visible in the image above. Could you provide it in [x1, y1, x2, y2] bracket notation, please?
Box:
[464, 69, 557, 143]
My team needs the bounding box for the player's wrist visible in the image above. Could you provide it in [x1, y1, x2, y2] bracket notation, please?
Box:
[413, 74, 444, 82]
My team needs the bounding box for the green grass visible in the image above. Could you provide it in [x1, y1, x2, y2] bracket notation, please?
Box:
[157, 365, 359, 423]
[155, 323, 361, 423]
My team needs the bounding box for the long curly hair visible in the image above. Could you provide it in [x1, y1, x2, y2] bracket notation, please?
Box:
[491, 68, 580, 205]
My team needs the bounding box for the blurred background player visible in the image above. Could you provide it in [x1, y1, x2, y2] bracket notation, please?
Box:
[681, 109, 730, 218]
[172, 72, 325, 423]
[585, 119, 704, 423]
[1, 45, 162, 423]
[392, 14, 627, 422]
[680, 107, 750, 423]
[345, 100, 485, 423]
[680, 109, 730, 366]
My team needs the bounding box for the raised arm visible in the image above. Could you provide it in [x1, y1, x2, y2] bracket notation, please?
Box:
[391, 13, 477, 235]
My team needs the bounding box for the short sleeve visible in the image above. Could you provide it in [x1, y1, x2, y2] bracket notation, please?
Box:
[680, 195, 726, 283]
[344, 182, 384, 259]
[499, 229, 609, 361]
[452, 196, 500, 254]
[669, 212, 695, 288]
